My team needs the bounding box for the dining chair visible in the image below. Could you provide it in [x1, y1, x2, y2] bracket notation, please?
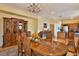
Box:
[68, 32, 74, 39]
[16, 33, 23, 56]
[38, 31, 42, 38]
[57, 32, 66, 39]
[76, 39, 79, 56]
[57, 32, 67, 45]
[67, 40, 77, 56]
[21, 32, 31, 56]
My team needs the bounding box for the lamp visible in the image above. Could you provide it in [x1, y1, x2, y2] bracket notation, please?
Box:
[27, 3, 40, 13]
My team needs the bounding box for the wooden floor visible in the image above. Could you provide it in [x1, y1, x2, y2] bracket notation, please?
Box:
[0, 45, 18, 56]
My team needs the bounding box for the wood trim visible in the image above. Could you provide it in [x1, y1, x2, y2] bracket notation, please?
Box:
[0, 10, 37, 20]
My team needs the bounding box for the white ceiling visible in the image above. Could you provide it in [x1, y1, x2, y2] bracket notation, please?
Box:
[2, 3, 79, 19]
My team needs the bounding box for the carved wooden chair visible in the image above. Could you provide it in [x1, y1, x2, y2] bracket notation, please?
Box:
[21, 32, 31, 56]
[38, 31, 52, 42]
[67, 40, 76, 56]
[47, 31, 52, 40]
[16, 33, 23, 56]
[76, 39, 79, 56]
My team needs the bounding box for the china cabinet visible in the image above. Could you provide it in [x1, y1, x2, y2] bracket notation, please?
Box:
[3, 17, 27, 47]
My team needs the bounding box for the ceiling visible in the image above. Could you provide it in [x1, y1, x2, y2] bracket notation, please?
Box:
[2, 3, 79, 19]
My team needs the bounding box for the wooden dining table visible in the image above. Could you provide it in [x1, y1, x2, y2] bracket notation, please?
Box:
[31, 39, 67, 56]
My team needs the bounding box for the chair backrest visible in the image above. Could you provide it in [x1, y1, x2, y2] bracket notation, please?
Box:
[21, 32, 31, 56]
[67, 40, 76, 54]
[16, 33, 23, 56]
[57, 32, 66, 39]
[38, 31, 52, 41]
[77, 39, 79, 48]
[68, 40, 75, 47]
[68, 32, 74, 39]
[57, 32, 66, 45]
[38, 31, 42, 38]
[47, 31, 52, 39]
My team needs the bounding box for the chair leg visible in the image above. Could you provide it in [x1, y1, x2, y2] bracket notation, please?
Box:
[76, 50, 79, 56]
[74, 49, 77, 56]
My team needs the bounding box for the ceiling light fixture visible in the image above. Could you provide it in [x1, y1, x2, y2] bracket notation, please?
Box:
[27, 3, 40, 13]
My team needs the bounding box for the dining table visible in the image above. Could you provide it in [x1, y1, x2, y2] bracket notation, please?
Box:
[31, 39, 67, 56]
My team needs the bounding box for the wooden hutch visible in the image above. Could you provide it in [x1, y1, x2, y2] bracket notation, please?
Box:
[3, 17, 28, 47]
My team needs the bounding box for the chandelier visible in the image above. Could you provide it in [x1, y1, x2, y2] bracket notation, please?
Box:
[27, 3, 40, 13]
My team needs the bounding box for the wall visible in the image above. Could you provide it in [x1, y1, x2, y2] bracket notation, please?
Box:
[0, 4, 37, 19]
[37, 16, 50, 33]
[0, 17, 3, 47]
[62, 16, 79, 24]
[33, 19, 38, 32]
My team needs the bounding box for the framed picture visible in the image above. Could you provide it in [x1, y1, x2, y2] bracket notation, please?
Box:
[43, 23, 47, 28]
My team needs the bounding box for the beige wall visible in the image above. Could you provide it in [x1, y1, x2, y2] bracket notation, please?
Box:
[37, 16, 50, 32]
[0, 4, 37, 18]
[0, 17, 3, 47]
[33, 19, 38, 32]
[62, 17, 79, 24]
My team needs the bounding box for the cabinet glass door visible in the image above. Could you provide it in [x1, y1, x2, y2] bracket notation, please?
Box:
[4, 18, 11, 33]
[12, 19, 18, 33]
[24, 21, 27, 32]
